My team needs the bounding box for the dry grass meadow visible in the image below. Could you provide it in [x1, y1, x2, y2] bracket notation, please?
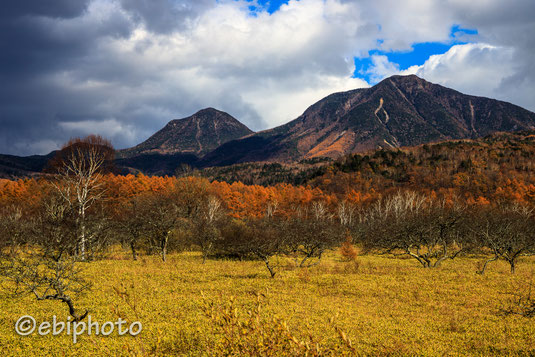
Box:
[1, 249, 535, 356]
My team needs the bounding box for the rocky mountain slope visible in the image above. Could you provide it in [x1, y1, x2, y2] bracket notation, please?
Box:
[118, 108, 253, 158]
[202, 75, 535, 166]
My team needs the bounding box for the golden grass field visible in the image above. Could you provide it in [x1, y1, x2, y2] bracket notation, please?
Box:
[1, 249, 535, 356]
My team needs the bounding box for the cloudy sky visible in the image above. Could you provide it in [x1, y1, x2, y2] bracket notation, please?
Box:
[1, 0, 534, 155]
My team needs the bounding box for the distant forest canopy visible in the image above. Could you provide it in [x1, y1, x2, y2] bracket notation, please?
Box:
[1, 131, 535, 215]
[195, 130, 535, 206]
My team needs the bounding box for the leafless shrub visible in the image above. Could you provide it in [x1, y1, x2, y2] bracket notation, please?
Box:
[113, 196, 150, 260]
[362, 191, 467, 268]
[216, 215, 288, 278]
[473, 203, 535, 274]
[286, 202, 345, 268]
[0, 193, 91, 321]
[339, 235, 358, 262]
[0, 204, 28, 256]
[190, 196, 225, 263]
[138, 190, 184, 262]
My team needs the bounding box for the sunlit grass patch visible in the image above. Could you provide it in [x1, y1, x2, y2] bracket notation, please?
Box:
[1, 251, 535, 355]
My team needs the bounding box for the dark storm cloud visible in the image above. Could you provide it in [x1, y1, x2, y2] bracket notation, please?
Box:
[0, 0, 137, 155]
[0, 0, 91, 20]
[0, 2, 133, 79]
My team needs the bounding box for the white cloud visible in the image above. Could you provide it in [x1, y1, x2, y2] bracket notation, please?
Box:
[404, 44, 514, 91]
[363, 55, 401, 84]
[394, 43, 533, 110]
[240, 75, 369, 127]
[55, 0, 378, 135]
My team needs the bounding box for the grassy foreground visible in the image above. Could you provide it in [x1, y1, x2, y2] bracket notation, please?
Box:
[1, 250, 535, 356]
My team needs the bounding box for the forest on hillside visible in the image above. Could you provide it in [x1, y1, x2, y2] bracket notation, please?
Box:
[194, 131, 535, 204]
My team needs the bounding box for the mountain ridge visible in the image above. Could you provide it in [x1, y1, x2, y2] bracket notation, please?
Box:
[1, 75, 535, 178]
[118, 107, 254, 158]
[201, 75, 535, 166]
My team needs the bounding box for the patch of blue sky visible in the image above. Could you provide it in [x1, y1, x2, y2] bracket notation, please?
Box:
[236, 2, 479, 85]
[245, 0, 289, 15]
[354, 25, 479, 83]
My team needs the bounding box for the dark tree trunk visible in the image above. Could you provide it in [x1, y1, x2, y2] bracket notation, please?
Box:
[478, 255, 499, 275]
[259, 255, 276, 278]
[39, 294, 88, 322]
[161, 235, 168, 262]
[131, 241, 137, 261]
[299, 250, 323, 268]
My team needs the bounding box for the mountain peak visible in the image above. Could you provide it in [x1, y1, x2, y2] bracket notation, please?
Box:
[168, 108, 231, 124]
[376, 74, 432, 91]
[202, 75, 535, 165]
[388, 74, 424, 81]
[119, 109, 253, 157]
[193, 107, 226, 117]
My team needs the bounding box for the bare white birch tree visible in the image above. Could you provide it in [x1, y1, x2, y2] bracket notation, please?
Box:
[48, 135, 114, 260]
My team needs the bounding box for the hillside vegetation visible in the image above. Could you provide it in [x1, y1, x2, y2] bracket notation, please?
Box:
[198, 131, 535, 206]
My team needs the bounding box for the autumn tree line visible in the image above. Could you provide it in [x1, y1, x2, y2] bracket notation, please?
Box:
[0, 135, 535, 319]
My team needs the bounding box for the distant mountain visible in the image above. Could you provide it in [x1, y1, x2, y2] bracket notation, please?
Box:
[0, 152, 55, 179]
[118, 108, 253, 158]
[2, 75, 535, 178]
[115, 153, 199, 176]
[202, 75, 535, 166]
